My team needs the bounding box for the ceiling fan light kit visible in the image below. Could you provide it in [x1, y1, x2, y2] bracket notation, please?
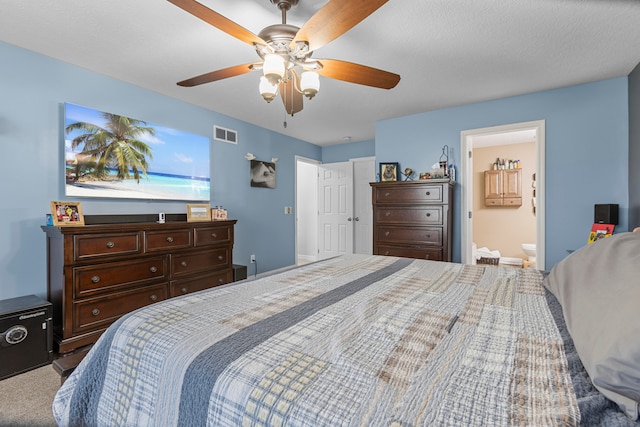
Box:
[168, 0, 400, 116]
[259, 76, 278, 103]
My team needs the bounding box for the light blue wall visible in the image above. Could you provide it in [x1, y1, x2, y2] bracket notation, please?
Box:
[322, 139, 374, 163]
[0, 42, 321, 301]
[0, 40, 632, 301]
[376, 78, 630, 268]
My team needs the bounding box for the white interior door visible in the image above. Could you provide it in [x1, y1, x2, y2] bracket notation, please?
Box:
[352, 157, 375, 254]
[295, 157, 320, 264]
[318, 162, 353, 259]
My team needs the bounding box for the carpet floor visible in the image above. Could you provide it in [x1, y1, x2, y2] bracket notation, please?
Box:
[0, 364, 59, 426]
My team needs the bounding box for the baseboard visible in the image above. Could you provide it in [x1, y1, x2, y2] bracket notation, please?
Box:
[297, 254, 317, 263]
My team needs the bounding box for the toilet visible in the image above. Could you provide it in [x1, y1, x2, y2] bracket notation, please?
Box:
[521, 243, 536, 267]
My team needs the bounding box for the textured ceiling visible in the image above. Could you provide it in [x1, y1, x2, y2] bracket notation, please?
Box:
[1, 0, 640, 146]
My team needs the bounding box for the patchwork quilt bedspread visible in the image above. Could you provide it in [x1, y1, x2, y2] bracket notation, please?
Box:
[53, 254, 581, 426]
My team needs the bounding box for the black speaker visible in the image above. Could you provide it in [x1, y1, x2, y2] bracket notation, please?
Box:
[594, 204, 618, 225]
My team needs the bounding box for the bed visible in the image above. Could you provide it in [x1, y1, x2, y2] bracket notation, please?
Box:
[52, 232, 640, 426]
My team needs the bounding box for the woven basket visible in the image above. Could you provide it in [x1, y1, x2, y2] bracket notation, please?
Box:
[477, 256, 500, 265]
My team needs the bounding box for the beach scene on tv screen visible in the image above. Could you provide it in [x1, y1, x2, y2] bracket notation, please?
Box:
[64, 103, 210, 201]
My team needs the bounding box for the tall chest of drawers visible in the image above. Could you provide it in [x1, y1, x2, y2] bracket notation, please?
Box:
[42, 219, 236, 354]
[371, 180, 454, 261]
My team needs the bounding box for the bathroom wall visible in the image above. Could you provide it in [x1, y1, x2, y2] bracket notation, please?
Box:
[473, 142, 536, 260]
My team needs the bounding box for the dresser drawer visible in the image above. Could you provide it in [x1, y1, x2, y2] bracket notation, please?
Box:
[376, 226, 442, 245]
[375, 207, 443, 225]
[73, 283, 168, 334]
[170, 270, 232, 297]
[73, 232, 142, 261]
[72, 256, 168, 297]
[374, 184, 444, 204]
[146, 229, 192, 251]
[172, 247, 229, 277]
[194, 225, 231, 247]
[375, 245, 443, 261]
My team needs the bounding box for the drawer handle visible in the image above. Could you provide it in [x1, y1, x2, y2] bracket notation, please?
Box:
[211, 233, 217, 238]
[150, 266, 157, 273]
[426, 213, 431, 217]
[166, 237, 174, 243]
[91, 276, 100, 283]
[181, 261, 187, 267]
[181, 287, 188, 294]
[384, 251, 390, 255]
[384, 192, 390, 197]
[385, 212, 391, 217]
[426, 234, 431, 238]
[150, 294, 158, 301]
[218, 278, 224, 283]
[106, 241, 115, 248]
[217, 255, 224, 260]
[385, 231, 390, 236]
[426, 191, 431, 196]
[91, 308, 100, 316]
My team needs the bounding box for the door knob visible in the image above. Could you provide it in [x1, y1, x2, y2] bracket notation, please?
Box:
[347, 217, 352, 221]
[354, 217, 359, 221]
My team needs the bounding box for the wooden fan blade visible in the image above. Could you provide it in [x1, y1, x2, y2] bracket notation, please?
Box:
[292, 0, 388, 52]
[177, 63, 256, 87]
[168, 0, 266, 46]
[279, 79, 303, 116]
[316, 59, 400, 89]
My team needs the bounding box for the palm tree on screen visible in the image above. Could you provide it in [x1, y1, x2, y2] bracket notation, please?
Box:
[66, 113, 154, 183]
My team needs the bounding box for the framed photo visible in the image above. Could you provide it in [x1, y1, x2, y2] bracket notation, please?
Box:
[186, 204, 212, 222]
[50, 201, 85, 226]
[379, 162, 399, 182]
[250, 159, 276, 189]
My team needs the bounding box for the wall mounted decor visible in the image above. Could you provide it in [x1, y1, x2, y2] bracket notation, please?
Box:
[64, 103, 210, 201]
[250, 159, 276, 189]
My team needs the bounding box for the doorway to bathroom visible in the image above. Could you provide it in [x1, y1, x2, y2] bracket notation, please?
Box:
[460, 120, 546, 270]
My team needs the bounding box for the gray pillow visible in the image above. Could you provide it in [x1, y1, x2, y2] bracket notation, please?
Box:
[543, 232, 640, 420]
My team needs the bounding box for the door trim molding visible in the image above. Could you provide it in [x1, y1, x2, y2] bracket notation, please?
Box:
[295, 156, 321, 265]
[460, 120, 546, 270]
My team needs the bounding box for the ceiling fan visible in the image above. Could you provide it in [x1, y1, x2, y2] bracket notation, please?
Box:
[168, 0, 401, 116]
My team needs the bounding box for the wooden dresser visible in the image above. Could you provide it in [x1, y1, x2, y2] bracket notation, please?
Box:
[371, 180, 454, 261]
[42, 218, 236, 354]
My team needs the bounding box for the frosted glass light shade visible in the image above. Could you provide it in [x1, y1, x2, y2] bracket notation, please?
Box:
[263, 54, 285, 85]
[259, 76, 278, 103]
[300, 71, 319, 99]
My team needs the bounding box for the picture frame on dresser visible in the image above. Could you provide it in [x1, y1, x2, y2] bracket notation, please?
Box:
[186, 203, 212, 222]
[50, 201, 85, 226]
[379, 162, 399, 182]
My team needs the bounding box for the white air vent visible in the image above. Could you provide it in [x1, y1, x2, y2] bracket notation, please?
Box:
[214, 125, 238, 144]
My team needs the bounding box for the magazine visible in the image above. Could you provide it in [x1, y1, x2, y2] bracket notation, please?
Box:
[587, 223, 615, 244]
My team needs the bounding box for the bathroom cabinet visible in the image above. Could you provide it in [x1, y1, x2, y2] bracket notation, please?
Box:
[484, 169, 522, 206]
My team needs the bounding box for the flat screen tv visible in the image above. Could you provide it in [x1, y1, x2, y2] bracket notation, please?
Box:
[64, 103, 210, 201]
